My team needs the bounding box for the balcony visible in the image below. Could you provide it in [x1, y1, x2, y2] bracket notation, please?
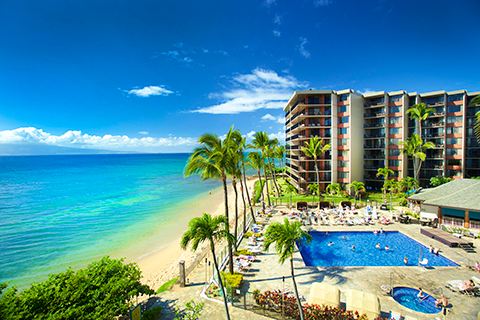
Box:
[364, 111, 386, 118]
[364, 144, 385, 149]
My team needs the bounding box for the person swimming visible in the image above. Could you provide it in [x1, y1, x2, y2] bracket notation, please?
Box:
[328, 241, 333, 246]
[350, 245, 356, 250]
[342, 235, 346, 240]
[417, 287, 424, 297]
[385, 245, 390, 250]
[404, 257, 408, 265]
[373, 230, 378, 235]
[376, 243, 381, 249]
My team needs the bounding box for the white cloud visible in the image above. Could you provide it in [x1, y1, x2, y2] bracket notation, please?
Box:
[298, 37, 310, 58]
[161, 50, 193, 64]
[127, 86, 174, 97]
[192, 68, 306, 114]
[261, 113, 284, 124]
[0, 127, 197, 150]
[358, 88, 377, 95]
[313, 0, 333, 7]
[273, 30, 281, 37]
[138, 131, 149, 135]
[268, 131, 285, 143]
[263, 0, 276, 7]
[273, 14, 282, 25]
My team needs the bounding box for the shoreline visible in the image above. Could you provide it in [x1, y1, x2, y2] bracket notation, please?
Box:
[136, 177, 258, 290]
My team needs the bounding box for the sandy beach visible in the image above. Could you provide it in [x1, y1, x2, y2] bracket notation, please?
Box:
[137, 177, 259, 290]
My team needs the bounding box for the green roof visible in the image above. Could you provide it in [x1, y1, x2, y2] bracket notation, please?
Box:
[408, 179, 480, 211]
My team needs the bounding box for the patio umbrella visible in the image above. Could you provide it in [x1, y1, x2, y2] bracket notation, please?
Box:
[346, 289, 381, 319]
[308, 283, 340, 309]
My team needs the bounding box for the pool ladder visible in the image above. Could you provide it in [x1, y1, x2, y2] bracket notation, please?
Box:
[420, 287, 443, 302]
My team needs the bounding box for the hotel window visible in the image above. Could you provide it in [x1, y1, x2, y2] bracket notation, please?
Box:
[338, 139, 348, 146]
[339, 94, 349, 101]
[446, 149, 461, 156]
[338, 127, 349, 135]
[337, 105, 349, 113]
[338, 150, 349, 157]
[389, 106, 402, 113]
[388, 160, 401, 167]
[447, 105, 462, 113]
[447, 116, 462, 124]
[447, 94, 463, 102]
[389, 138, 401, 145]
[338, 160, 349, 167]
[390, 95, 402, 103]
[389, 127, 401, 135]
[338, 116, 349, 124]
[389, 116, 402, 124]
[409, 96, 417, 106]
[389, 149, 401, 156]
[446, 159, 461, 166]
[447, 127, 462, 134]
[338, 171, 349, 179]
[446, 138, 462, 145]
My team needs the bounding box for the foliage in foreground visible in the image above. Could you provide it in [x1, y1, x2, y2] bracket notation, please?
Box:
[143, 306, 164, 320]
[156, 277, 179, 294]
[174, 300, 205, 320]
[0, 256, 154, 320]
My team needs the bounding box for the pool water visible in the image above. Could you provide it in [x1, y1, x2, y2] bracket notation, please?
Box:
[298, 231, 459, 267]
[393, 287, 442, 314]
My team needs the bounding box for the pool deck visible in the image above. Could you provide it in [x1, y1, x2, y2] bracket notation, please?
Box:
[156, 205, 480, 320]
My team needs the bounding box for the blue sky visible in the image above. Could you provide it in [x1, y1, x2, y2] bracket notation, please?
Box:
[0, 0, 479, 153]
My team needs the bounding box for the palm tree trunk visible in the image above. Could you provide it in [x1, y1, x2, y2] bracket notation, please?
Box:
[267, 156, 281, 197]
[290, 258, 305, 320]
[242, 161, 256, 224]
[211, 243, 231, 320]
[232, 179, 239, 250]
[263, 162, 271, 206]
[315, 158, 320, 209]
[222, 177, 234, 274]
[239, 176, 248, 233]
[257, 169, 265, 202]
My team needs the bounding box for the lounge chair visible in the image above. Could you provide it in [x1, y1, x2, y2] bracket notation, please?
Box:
[446, 280, 476, 297]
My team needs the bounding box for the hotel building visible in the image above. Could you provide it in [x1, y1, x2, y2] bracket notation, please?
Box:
[284, 89, 480, 194]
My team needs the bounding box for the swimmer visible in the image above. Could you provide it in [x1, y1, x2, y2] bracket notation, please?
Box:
[376, 243, 381, 249]
[380, 228, 384, 234]
[350, 245, 356, 250]
[373, 230, 378, 235]
[417, 288, 424, 298]
[429, 245, 434, 253]
[326, 231, 329, 236]
[342, 236, 346, 240]
[404, 257, 408, 265]
[328, 241, 333, 246]
[385, 245, 390, 250]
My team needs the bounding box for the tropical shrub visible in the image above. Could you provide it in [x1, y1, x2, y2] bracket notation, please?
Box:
[220, 271, 243, 289]
[0, 257, 154, 320]
[234, 249, 254, 256]
[143, 306, 164, 320]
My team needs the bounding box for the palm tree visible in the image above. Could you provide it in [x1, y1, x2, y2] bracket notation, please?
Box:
[468, 95, 480, 143]
[249, 132, 274, 206]
[399, 176, 418, 193]
[307, 183, 319, 207]
[349, 181, 365, 209]
[181, 213, 234, 320]
[275, 145, 286, 174]
[237, 136, 256, 226]
[266, 141, 282, 197]
[184, 127, 237, 274]
[285, 183, 297, 207]
[326, 182, 340, 207]
[399, 133, 435, 183]
[376, 167, 394, 200]
[406, 102, 434, 138]
[301, 136, 331, 197]
[263, 218, 312, 320]
[247, 151, 267, 204]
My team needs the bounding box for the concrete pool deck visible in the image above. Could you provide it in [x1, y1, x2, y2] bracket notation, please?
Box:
[157, 205, 480, 320]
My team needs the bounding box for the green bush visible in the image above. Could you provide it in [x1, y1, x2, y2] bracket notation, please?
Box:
[143, 306, 163, 320]
[156, 277, 179, 294]
[220, 271, 243, 289]
[243, 232, 261, 238]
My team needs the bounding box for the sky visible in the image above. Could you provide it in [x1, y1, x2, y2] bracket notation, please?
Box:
[0, 0, 479, 154]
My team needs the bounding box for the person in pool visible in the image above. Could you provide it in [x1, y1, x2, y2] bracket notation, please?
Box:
[376, 243, 381, 249]
[328, 241, 333, 246]
[404, 257, 408, 265]
[373, 230, 378, 235]
[385, 245, 390, 250]
[350, 245, 355, 250]
[435, 294, 448, 308]
[417, 288, 424, 298]
[342, 235, 346, 240]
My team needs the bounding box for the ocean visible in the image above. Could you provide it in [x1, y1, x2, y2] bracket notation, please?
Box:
[0, 153, 222, 289]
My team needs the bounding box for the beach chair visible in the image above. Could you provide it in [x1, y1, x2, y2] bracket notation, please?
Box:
[389, 311, 402, 320]
[446, 280, 476, 297]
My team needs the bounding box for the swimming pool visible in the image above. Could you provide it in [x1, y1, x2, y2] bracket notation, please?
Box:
[393, 287, 442, 314]
[298, 231, 459, 267]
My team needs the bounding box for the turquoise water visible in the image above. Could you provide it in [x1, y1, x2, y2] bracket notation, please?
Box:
[393, 287, 442, 314]
[298, 231, 459, 267]
[0, 154, 222, 289]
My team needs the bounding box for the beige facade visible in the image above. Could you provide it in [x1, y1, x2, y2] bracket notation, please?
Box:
[284, 89, 480, 194]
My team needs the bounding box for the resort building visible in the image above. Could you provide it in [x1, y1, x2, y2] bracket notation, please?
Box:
[408, 178, 480, 232]
[284, 89, 480, 193]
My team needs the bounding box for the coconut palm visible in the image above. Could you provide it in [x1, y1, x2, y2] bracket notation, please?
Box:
[249, 132, 274, 206]
[275, 145, 286, 174]
[301, 136, 331, 197]
[266, 141, 282, 196]
[406, 102, 434, 138]
[184, 127, 237, 274]
[376, 167, 394, 200]
[263, 218, 312, 320]
[247, 151, 267, 204]
[307, 183, 320, 208]
[349, 181, 365, 209]
[326, 182, 340, 207]
[468, 95, 480, 143]
[399, 133, 435, 183]
[181, 213, 235, 320]
[285, 183, 297, 207]
[237, 136, 256, 226]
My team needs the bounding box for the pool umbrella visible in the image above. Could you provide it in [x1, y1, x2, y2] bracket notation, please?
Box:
[308, 283, 340, 309]
[346, 289, 381, 320]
